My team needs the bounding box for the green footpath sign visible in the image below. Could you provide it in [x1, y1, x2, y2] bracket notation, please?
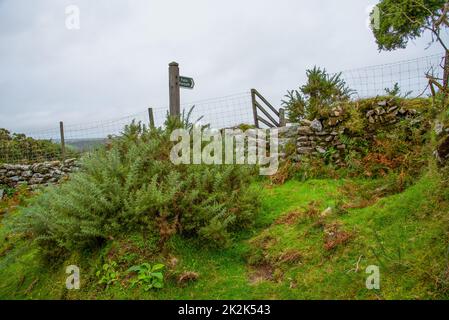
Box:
[179, 76, 195, 89]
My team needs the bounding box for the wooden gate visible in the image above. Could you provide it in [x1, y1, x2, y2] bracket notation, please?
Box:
[251, 89, 286, 128]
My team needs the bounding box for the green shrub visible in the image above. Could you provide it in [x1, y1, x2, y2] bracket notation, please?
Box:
[128, 263, 165, 290]
[7, 113, 260, 258]
[282, 67, 353, 122]
[0, 128, 77, 164]
[96, 261, 120, 288]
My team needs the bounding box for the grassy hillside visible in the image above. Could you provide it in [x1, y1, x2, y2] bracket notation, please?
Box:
[1, 172, 448, 299]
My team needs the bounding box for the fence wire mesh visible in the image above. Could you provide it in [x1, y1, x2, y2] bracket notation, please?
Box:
[340, 52, 445, 99]
[181, 92, 253, 129]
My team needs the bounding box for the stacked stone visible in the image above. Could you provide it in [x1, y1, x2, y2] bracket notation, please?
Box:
[365, 100, 417, 125]
[326, 105, 346, 127]
[0, 158, 79, 188]
[287, 119, 345, 163]
[277, 125, 299, 159]
[225, 127, 289, 163]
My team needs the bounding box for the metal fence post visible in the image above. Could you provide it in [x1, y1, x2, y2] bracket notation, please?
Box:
[59, 121, 66, 161]
[169, 62, 180, 118]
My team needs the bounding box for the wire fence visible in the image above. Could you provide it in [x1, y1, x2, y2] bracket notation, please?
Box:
[181, 92, 253, 129]
[0, 93, 254, 164]
[340, 52, 445, 99]
[1, 52, 446, 164]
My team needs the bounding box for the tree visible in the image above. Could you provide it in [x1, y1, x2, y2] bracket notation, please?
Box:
[282, 67, 353, 122]
[371, 0, 449, 95]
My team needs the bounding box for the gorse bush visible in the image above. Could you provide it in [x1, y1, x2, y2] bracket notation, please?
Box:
[282, 67, 353, 122]
[8, 112, 260, 256]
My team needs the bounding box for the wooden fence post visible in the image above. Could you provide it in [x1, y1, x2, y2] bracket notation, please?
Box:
[59, 121, 66, 161]
[251, 89, 259, 128]
[148, 107, 155, 129]
[169, 62, 180, 118]
[279, 108, 286, 127]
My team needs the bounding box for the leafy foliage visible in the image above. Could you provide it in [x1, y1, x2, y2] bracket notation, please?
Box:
[7, 112, 260, 258]
[96, 261, 120, 288]
[128, 263, 165, 290]
[282, 67, 353, 122]
[384, 83, 412, 98]
[371, 0, 447, 51]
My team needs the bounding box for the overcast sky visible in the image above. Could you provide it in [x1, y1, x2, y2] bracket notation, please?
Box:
[0, 0, 446, 134]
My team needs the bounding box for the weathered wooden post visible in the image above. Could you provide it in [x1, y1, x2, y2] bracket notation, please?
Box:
[251, 89, 259, 128]
[59, 121, 66, 161]
[169, 62, 180, 118]
[148, 107, 155, 129]
[279, 108, 286, 127]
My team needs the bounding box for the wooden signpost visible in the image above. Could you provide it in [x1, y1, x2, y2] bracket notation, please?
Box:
[169, 62, 195, 117]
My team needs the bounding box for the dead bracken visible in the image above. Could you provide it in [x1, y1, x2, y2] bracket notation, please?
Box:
[323, 222, 353, 251]
[277, 249, 302, 264]
[178, 271, 199, 285]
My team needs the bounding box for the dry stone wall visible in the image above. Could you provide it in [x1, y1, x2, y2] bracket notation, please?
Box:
[0, 159, 79, 189]
[282, 100, 422, 163]
[364, 101, 418, 125]
[279, 120, 345, 163]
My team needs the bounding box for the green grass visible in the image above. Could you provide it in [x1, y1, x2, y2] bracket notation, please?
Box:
[1, 175, 449, 300]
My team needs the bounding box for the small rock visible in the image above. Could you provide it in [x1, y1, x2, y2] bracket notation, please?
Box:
[310, 119, 323, 132]
[327, 118, 340, 127]
[297, 147, 314, 154]
[298, 126, 313, 135]
[300, 119, 312, 126]
[375, 107, 386, 115]
[297, 141, 312, 147]
[29, 177, 44, 185]
[6, 171, 17, 177]
[321, 207, 332, 217]
[22, 170, 33, 178]
[387, 106, 399, 113]
[435, 121, 444, 135]
[366, 110, 375, 118]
